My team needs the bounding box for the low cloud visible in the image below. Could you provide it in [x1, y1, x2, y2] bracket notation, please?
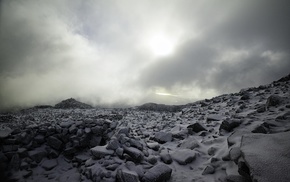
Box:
[0, 0, 290, 109]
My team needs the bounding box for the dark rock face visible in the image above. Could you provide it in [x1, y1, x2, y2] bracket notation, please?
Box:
[116, 169, 139, 182]
[142, 164, 172, 182]
[154, 132, 172, 144]
[220, 119, 241, 132]
[187, 122, 206, 133]
[54, 98, 93, 109]
[266, 95, 283, 108]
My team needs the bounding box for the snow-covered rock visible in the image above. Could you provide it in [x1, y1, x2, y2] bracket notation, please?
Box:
[171, 149, 196, 165]
[142, 164, 172, 182]
[240, 131, 290, 182]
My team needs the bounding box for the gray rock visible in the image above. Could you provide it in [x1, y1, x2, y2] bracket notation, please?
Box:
[160, 151, 172, 164]
[41, 159, 58, 170]
[90, 146, 114, 159]
[116, 169, 139, 182]
[147, 155, 157, 165]
[202, 165, 215, 175]
[266, 95, 283, 108]
[107, 138, 120, 150]
[220, 119, 241, 132]
[147, 142, 160, 151]
[179, 136, 199, 149]
[117, 127, 131, 137]
[28, 149, 47, 163]
[60, 120, 74, 128]
[154, 132, 172, 144]
[116, 147, 124, 157]
[171, 149, 196, 165]
[240, 131, 290, 182]
[47, 136, 63, 150]
[142, 164, 172, 182]
[229, 147, 241, 164]
[187, 122, 206, 133]
[0, 127, 13, 138]
[123, 147, 144, 163]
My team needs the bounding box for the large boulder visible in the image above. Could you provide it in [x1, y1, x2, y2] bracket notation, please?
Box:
[171, 149, 196, 165]
[154, 132, 172, 144]
[240, 131, 290, 182]
[90, 146, 114, 159]
[116, 169, 139, 182]
[142, 164, 172, 182]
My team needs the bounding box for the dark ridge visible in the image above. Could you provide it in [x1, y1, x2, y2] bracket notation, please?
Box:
[54, 98, 93, 109]
[138, 102, 185, 112]
[273, 73, 290, 83]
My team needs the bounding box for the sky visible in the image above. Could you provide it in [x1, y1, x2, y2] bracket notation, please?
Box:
[0, 0, 290, 109]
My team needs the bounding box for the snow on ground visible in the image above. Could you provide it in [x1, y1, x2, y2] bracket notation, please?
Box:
[0, 75, 290, 182]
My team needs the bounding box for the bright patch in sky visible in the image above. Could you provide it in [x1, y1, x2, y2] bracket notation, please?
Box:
[148, 34, 175, 57]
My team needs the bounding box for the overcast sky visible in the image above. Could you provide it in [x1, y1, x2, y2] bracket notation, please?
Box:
[0, 0, 290, 109]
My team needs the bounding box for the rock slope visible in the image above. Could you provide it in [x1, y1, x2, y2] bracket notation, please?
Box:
[0, 74, 290, 182]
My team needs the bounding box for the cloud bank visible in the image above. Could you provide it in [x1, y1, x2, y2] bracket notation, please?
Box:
[1, 0, 290, 109]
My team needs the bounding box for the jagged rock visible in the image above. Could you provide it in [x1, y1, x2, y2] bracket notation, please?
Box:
[0, 127, 13, 139]
[28, 149, 47, 163]
[220, 119, 241, 132]
[252, 123, 269, 134]
[171, 149, 196, 165]
[266, 95, 283, 108]
[160, 150, 172, 164]
[147, 142, 160, 151]
[178, 136, 199, 149]
[187, 122, 206, 133]
[116, 147, 124, 157]
[123, 147, 144, 163]
[208, 147, 217, 156]
[74, 154, 90, 163]
[117, 127, 131, 137]
[147, 155, 157, 165]
[47, 136, 63, 150]
[142, 164, 172, 182]
[116, 169, 139, 182]
[229, 147, 241, 164]
[125, 161, 145, 178]
[207, 114, 223, 122]
[90, 146, 114, 159]
[129, 139, 143, 150]
[154, 132, 172, 144]
[41, 159, 58, 170]
[107, 138, 120, 150]
[202, 165, 215, 175]
[240, 132, 290, 182]
[60, 120, 74, 128]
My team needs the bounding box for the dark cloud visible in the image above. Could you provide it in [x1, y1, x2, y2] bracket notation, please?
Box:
[0, 0, 289, 109]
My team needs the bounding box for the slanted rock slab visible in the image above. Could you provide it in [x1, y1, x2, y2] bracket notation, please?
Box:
[171, 149, 196, 165]
[240, 131, 290, 182]
[42, 159, 58, 170]
[90, 146, 114, 159]
[142, 164, 172, 182]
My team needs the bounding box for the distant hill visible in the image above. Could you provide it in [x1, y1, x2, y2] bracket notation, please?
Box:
[138, 102, 184, 112]
[54, 98, 93, 109]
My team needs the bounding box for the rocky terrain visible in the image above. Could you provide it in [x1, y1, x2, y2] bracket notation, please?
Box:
[0, 74, 290, 182]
